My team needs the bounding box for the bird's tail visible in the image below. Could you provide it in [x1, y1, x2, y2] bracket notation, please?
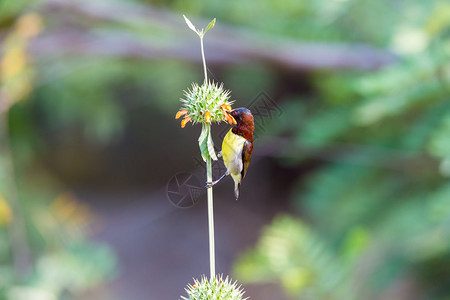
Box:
[234, 181, 240, 200]
[230, 173, 242, 200]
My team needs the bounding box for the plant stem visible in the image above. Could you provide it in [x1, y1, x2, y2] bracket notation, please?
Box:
[200, 26, 214, 279]
[205, 124, 215, 278]
[200, 36, 207, 84]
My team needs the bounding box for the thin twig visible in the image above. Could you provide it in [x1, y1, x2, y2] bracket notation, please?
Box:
[200, 30, 215, 277]
[200, 36, 208, 84]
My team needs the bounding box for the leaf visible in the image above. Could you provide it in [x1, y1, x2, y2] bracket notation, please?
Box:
[198, 124, 209, 162]
[183, 15, 198, 34]
[205, 18, 216, 33]
[234, 216, 350, 298]
[207, 129, 218, 161]
[198, 124, 208, 145]
[198, 124, 217, 161]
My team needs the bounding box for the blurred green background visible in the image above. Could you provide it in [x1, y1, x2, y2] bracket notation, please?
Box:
[1, 0, 449, 299]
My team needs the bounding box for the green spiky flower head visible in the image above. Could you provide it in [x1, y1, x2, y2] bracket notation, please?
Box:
[181, 275, 247, 300]
[175, 81, 235, 127]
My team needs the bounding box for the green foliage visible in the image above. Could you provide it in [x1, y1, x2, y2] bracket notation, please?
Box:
[235, 216, 354, 299]
[0, 0, 31, 27]
[230, 0, 450, 299]
[3, 243, 115, 300]
[173, 0, 444, 47]
[0, 187, 117, 300]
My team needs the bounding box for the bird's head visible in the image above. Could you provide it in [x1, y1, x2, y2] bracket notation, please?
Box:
[228, 107, 254, 130]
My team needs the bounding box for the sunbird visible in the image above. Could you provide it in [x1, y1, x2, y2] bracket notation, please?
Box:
[206, 108, 254, 199]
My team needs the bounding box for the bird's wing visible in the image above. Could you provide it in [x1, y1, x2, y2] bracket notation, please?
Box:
[241, 140, 253, 179]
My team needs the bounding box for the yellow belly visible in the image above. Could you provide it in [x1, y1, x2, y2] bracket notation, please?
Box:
[222, 129, 246, 176]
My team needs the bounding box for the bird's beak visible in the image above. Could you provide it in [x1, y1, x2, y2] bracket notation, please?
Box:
[226, 111, 237, 125]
